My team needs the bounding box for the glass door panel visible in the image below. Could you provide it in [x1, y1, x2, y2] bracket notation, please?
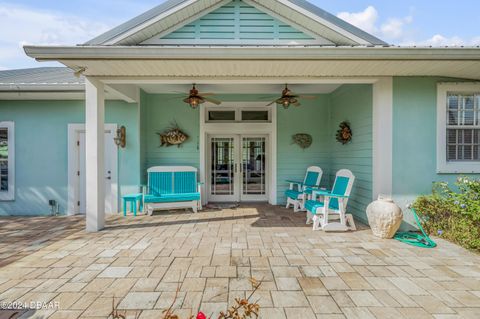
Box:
[210, 137, 237, 201]
[241, 137, 267, 201]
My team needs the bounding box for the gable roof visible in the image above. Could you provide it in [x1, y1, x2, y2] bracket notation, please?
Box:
[85, 0, 387, 47]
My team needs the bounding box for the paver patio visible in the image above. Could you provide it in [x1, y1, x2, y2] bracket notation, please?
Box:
[0, 204, 479, 319]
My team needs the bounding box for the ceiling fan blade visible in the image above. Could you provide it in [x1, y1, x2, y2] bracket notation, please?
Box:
[199, 92, 216, 96]
[203, 96, 222, 105]
[266, 100, 278, 106]
[293, 102, 302, 107]
[299, 95, 317, 99]
[164, 95, 187, 101]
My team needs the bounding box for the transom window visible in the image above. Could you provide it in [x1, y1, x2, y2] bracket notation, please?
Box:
[446, 93, 480, 161]
[0, 122, 14, 201]
[205, 107, 271, 123]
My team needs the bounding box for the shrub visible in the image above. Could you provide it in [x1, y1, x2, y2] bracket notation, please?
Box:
[412, 177, 480, 252]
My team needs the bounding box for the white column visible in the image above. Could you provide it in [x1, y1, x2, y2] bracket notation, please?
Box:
[85, 77, 105, 232]
[372, 77, 393, 199]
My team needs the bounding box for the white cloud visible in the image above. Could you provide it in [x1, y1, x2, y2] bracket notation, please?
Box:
[0, 2, 111, 69]
[337, 6, 413, 42]
[380, 16, 412, 40]
[337, 6, 480, 47]
[337, 6, 379, 34]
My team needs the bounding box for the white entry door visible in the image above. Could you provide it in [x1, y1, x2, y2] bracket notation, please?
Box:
[208, 135, 267, 202]
[68, 124, 118, 215]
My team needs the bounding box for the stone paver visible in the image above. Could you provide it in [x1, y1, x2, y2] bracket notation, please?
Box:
[0, 204, 479, 318]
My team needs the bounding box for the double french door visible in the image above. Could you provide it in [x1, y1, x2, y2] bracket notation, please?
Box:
[208, 135, 267, 202]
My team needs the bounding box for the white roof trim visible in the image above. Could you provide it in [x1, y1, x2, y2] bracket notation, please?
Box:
[24, 45, 480, 61]
[85, 0, 386, 46]
[251, 0, 370, 46]
[103, 0, 198, 45]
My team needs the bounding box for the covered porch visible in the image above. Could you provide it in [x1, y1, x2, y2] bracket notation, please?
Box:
[62, 72, 392, 232]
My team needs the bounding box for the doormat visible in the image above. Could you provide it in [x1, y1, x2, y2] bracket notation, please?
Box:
[205, 203, 240, 210]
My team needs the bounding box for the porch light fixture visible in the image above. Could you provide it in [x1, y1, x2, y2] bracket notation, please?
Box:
[114, 126, 126, 148]
[277, 97, 298, 109]
[183, 95, 205, 109]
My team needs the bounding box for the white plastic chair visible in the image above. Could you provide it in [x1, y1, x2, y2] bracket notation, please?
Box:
[305, 169, 355, 231]
[285, 166, 323, 212]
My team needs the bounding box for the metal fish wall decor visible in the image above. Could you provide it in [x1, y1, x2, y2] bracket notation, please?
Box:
[157, 121, 189, 147]
[292, 133, 312, 149]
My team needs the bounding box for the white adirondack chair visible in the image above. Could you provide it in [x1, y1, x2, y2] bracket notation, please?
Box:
[305, 169, 355, 231]
[285, 166, 323, 212]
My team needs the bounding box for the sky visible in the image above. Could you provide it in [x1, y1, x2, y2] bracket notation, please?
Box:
[0, 0, 479, 70]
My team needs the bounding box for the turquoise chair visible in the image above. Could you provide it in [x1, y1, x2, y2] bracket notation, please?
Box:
[285, 166, 323, 212]
[305, 169, 355, 231]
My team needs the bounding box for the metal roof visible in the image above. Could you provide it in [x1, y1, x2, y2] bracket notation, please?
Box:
[84, 0, 189, 45]
[0, 67, 83, 86]
[84, 0, 387, 46]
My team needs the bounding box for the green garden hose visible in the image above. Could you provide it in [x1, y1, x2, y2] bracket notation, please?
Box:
[394, 208, 437, 248]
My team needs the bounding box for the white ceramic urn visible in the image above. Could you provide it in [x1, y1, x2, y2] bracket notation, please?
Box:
[366, 195, 403, 239]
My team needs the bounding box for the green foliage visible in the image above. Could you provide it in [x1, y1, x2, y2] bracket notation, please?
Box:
[413, 177, 480, 252]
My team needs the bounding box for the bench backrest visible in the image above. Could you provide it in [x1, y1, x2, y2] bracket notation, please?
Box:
[147, 166, 198, 195]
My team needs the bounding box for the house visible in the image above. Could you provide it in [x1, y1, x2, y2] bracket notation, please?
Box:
[1, 0, 479, 232]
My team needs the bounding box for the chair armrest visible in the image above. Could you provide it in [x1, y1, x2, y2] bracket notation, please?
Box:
[312, 190, 349, 198]
[286, 180, 303, 186]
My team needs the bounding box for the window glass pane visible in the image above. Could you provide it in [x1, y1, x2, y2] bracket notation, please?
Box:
[448, 94, 459, 109]
[447, 145, 457, 161]
[464, 129, 473, 144]
[241, 111, 269, 121]
[447, 129, 457, 144]
[0, 128, 8, 192]
[448, 110, 458, 125]
[463, 95, 474, 110]
[208, 111, 235, 121]
[464, 145, 473, 160]
[464, 110, 475, 125]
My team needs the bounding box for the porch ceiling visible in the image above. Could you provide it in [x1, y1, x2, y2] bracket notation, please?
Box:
[24, 46, 480, 80]
[138, 83, 341, 94]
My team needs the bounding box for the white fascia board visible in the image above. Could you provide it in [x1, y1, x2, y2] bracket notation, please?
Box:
[24, 45, 480, 61]
[0, 84, 84, 91]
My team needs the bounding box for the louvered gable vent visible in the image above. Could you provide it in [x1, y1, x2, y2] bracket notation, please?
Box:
[141, 0, 333, 46]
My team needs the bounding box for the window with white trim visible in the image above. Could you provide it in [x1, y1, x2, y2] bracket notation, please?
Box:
[446, 93, 480, 161]
[437, 84, 480, 173]
[0, 122, 14, 200]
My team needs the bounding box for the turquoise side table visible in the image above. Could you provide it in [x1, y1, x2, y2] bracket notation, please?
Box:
[122, 193, 143, 216]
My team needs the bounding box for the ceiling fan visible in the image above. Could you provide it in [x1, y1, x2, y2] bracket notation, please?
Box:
[181, 84, 222, 108]
[266, 84, 316, 109]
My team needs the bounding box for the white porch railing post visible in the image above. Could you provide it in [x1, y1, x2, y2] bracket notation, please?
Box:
[372, 77, 393, 199]
[85, 77, 105, 232]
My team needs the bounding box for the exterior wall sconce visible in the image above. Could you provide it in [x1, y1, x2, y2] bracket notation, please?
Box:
[114, 126, 126, 148]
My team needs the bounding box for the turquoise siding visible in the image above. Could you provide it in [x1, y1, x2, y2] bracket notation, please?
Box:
[330, 85, 373, 224]
[162, 0, 313, 42]
[392, 77, 480, 226]
[0, 100, 140, 216]
[140, 93, 200, 184]
[276, 96, 331, 204]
